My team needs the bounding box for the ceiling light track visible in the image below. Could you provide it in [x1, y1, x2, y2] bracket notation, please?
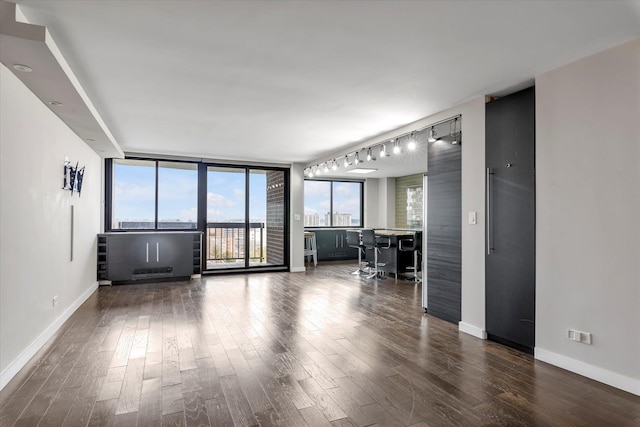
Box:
[303, 114, 461, 178]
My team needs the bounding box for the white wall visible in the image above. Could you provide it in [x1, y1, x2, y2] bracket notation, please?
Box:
[364, 178, 379, 227]
[535, 38, 640, 394]
[377, 177, 396, 228]
[0, 64, 102, 389]
[289, 163, 305, 272]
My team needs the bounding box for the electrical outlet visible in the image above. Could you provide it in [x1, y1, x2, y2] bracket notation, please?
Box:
[52, 296, 58, 307]
[568, 329, 592, 345]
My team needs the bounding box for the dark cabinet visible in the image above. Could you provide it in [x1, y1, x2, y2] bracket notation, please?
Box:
[309, 229, 358, 261]
[485, 87, 536, 353]
[97, 232, 202, 283]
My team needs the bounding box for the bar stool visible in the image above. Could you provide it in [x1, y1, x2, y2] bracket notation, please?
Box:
[346, 230, 366, 275]
[399, 231, 422, 282]
[303, 232, 317, 267]
[361, 229, 390, 280]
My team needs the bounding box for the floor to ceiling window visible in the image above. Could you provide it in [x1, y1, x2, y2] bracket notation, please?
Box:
[106, 158, 288, 272]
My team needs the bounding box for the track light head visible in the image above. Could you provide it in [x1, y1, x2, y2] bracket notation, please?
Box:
[407, 132, 416, 150]
[366, 148, 376, 161]
[393, 140, 401, 155]
[332, 160, 338, 170]
[380, 144, 387, 157]
[428, 127, 437, 143]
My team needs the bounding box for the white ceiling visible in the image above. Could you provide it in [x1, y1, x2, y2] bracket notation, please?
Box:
[13, 0, 640, 172]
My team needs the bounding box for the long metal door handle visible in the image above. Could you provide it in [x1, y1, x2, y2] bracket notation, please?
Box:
[486, 168, 492, 255]
[146, 243, 149, 262]
[156, 242, 159, 262]
[335, 235, 338, 247]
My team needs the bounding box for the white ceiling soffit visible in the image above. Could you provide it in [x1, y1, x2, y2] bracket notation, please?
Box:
[0, 1, 123, 158]
[12, 1, 640, 166]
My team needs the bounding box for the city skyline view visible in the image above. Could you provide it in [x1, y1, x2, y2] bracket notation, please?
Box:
[112, 161, 268, 226]
[304, 180, 361, 226]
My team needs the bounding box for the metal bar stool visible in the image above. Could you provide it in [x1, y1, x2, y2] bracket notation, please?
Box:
[303, 232, 317, 267]
[361, 229, 390, 280]
[346, 230, 367, 275]
[399, 231, 422, 282]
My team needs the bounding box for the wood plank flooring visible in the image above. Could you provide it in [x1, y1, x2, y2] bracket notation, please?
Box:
[1, 262, 639, 426]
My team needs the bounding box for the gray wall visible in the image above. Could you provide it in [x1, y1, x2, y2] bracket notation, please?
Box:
[535, 38, 640, 394]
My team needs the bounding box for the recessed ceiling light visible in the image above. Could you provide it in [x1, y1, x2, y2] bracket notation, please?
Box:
[347, 168, 377, 174]
[48, 101, 64, 107]
[13, 64, 32, 72]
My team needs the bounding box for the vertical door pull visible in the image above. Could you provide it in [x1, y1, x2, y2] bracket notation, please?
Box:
[156, 242, 160, 262]
[486, 168, 493, 255]
[146, 243, 149, 262]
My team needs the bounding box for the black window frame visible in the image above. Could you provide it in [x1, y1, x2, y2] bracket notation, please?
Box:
[303, 179, 364, 228]
[105, 157, 200, 232]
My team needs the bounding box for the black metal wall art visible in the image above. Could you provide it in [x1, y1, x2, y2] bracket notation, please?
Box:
[63, 159, 86, 196]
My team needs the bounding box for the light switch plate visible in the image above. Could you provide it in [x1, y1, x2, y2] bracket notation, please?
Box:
[469, 211, 477, 225]
[294, 214, 301, 221]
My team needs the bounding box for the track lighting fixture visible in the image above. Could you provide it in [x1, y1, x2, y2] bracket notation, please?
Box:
[344, 155, 352, 168]
[428, 126, 437, 143]
[451, 118, 460, 145]
[305, 115, 459, 179]
[393, 140, 401, 155]
[407, 132, 416, 150]
[366, 148, 376, 161]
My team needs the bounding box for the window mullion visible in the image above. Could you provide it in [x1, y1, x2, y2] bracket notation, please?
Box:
[154, 161, 159, 229]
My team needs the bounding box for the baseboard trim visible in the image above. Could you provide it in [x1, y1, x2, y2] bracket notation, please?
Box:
[0, 282, 98, 390]
[458, 322, 487, 339]
[290, 266, 306, 273]
[535, 348, 640, 396]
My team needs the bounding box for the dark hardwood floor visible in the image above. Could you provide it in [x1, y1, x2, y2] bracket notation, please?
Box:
[1, 262, 639, 426]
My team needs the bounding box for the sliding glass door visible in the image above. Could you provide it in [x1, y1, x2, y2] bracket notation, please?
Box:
[250, 169, 286, 267]
[205, 166, 287, 271]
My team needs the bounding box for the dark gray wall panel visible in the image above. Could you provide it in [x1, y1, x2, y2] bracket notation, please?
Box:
[426, 138, 462, 324]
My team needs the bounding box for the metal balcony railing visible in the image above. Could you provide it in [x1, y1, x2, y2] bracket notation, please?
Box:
[206, 222, 265, 266]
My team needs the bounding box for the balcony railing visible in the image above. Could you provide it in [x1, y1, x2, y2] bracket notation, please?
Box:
[206, 222, 265, 267]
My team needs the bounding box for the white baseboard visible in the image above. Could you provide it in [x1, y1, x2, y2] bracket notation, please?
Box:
[458, 321, 487, 339]
[535, 348, 640, 396]
[0, 282, 98, 390]
[290, 266, 306, 273]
